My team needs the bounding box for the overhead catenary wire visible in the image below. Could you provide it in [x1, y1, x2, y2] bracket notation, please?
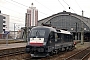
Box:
[0, 6, 25, 24]
[1, 0, 48, 29]
[38, 11, 48, 15]
[74, 0, 82, 10]
[63, 0, 69, 7]
[58, 0, 66, 10]
[3, 0, 27, 9]
[1, 0, 48, 17]
[74, 0, 84, 17]
[63, 0, 76, 13]
[0, 0, 26, 21]
[10, 0, 48, 15]
[10, 0, 28, 8]
[0, 7, 25, 24]
[0, 4, 24, 15]
[35, 0, 55, 13]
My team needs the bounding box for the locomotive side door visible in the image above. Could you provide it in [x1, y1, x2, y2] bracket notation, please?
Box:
[49, 31, 55, 47]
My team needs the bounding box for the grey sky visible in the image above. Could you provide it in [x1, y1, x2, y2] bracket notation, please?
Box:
[0, 0, 90, 30]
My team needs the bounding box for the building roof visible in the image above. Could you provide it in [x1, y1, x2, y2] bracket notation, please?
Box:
[38, 11, 90, 29]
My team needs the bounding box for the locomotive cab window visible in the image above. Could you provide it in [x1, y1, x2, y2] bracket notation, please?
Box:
[57, 33, 62, 43]
[50, 31, 55, 39]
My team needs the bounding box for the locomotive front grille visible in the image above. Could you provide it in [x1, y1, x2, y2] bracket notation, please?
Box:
[31, 47, 45, 52]
[38, 48, 44, 52]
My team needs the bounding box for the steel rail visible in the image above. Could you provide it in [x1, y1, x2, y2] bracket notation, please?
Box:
[81, 51, 90, 60]
[65, 47, 90, 60]
[0, 47, 25, 58]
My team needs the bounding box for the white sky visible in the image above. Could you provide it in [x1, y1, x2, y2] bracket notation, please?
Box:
[0, 0, 90, 31]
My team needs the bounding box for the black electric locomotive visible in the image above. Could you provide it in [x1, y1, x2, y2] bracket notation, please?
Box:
[25, 26, 75, 57]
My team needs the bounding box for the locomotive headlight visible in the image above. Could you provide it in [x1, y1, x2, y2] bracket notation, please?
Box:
[43, 42, 46, 45]
[39, 38, 41, 40]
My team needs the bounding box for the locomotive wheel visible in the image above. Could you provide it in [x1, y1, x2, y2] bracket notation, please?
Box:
[49, 51, 55, 56]
[49, 51, 54, 56]
[61, 47, 65, 51]
[64, 47, 68, 51]
[68, 46, 73, 51]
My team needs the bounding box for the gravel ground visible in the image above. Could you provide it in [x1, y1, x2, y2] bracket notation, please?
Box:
[75, 42, 90, 50]
[75, 42, 90, 60]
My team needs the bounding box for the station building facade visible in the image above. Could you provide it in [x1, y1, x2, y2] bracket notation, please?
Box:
[38, 11, 90, 41]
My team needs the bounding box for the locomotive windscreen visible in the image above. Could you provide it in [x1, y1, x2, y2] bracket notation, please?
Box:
[30, 30, 45, 38]
[29, 29, 46, 46]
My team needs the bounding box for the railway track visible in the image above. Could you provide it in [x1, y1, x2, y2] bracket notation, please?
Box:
[27, 49, 76, 60]
[0, 47, 31, 60]
[65, 47, 90, 60]
[41, 49, 78, 60]
[27, 47, 90, 60]
[0, 47, 25, 58]
[0, 46, 89, 60]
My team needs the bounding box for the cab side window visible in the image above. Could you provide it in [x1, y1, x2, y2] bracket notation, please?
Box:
[50, 31, 55, 39]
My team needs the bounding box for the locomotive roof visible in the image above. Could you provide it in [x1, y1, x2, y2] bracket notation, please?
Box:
[32, 26, 72, 35]
[31, 26, 57, 32]
[58, 30, 72, 35]
[57, 30, 71, 34]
